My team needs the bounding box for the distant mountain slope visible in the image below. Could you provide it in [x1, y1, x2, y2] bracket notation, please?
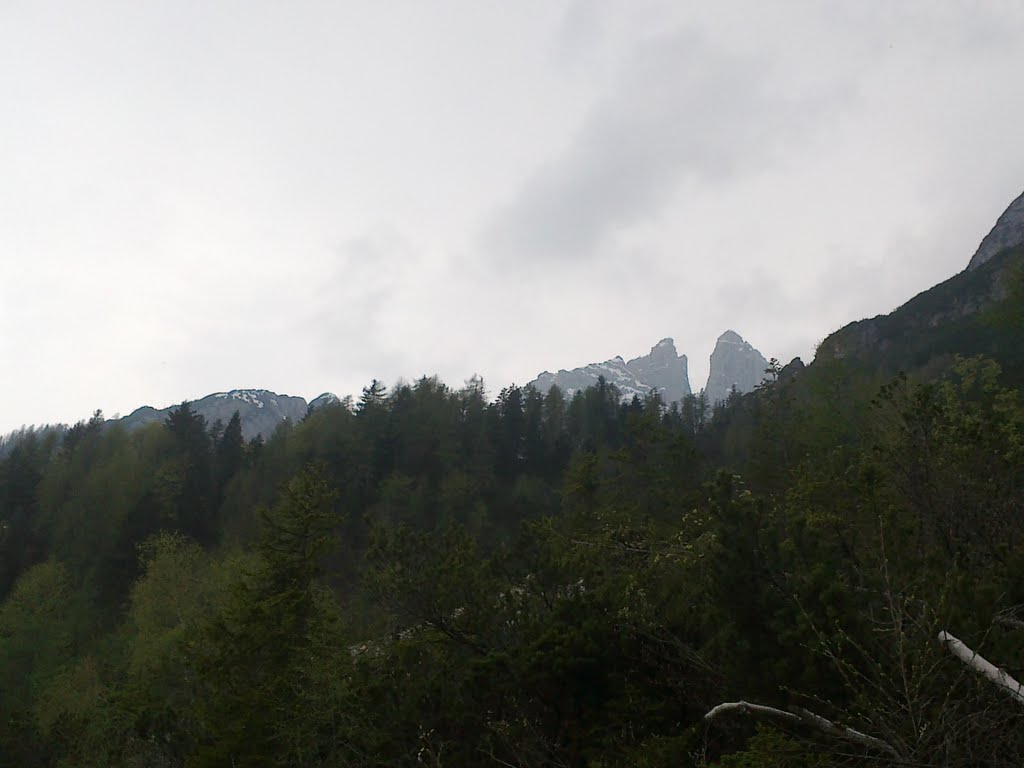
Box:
[529, 338, 691, 403]
[816, 242, 1023, 381]
[529, 333, 772, 407]
[704, 330, 769, 406]
[813, 188, 1024, 383]
[117, 389, 340, 440]
[968, 189, 1024, 270]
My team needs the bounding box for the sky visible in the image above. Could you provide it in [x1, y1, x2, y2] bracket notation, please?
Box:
[2, 1, 1024, 433]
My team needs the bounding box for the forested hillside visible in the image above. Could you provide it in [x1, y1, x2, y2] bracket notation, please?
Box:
[1, 273, 1023, 766]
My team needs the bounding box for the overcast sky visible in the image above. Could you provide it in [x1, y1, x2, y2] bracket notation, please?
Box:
[3, 1, 1024, 433]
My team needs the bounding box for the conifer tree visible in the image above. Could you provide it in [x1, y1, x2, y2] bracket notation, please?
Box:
[185, 464, 341, 767]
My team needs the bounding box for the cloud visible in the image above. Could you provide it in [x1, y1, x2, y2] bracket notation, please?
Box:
[297, 232, 419, 375]
[480, 26, 839, 265]
[3, 2, 1024, 434]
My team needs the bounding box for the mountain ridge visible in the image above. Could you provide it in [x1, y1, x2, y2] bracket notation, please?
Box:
[704, 330, 770, 406]
[528, 332, 770, 406]
[13, 191, 1024, 442]
[967, 189, 1024, 270]
[116, 388, 341, 440]
[814, 188, 1024, 383]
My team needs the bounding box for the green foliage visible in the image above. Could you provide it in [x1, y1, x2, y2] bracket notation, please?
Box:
[1, 342, 1023, 766]
[184, 464, 343, 767]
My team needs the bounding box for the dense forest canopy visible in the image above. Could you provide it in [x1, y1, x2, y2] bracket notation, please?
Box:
[1, 273, 1023, 767]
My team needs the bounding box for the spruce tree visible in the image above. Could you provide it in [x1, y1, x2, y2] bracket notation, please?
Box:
[184, 464, 341, 767]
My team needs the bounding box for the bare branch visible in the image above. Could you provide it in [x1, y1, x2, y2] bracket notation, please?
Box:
[704, 700, 900, 758]
[938, 630, 1024, 706]
[705, 700, 802, 726]
[787, 706, 901, 758]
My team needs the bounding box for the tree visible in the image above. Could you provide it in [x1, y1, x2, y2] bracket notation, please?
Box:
[214, 411, 244, 502]
[159, 402, 215, 545]
[358, 379, 387, 413]
[0, 432, 50, 597]
[185, 464, 342, 767]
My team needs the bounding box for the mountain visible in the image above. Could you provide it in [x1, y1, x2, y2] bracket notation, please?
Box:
[704, 330, 769, 407]
[309, 392, 343, 410]
[967, 189, 1024, 270]
[816, 191, 1024, 383]
[117, 389, 339, 440]
[625, 338, 691, 403]
[529, 338, 691, 402]
[530, 356, 653, 401]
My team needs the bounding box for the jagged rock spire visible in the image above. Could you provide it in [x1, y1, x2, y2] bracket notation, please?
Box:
[704, 330, 768, 407]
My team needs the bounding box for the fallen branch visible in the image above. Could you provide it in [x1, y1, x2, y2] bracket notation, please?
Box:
[938, 630, 1024, 706]
[704, 700, 899, 757]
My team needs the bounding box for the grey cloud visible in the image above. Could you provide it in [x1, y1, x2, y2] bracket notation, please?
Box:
[298, 232, 420, 379]
[551, 0, 607, 67]
[3, 2, 1023, 434]
[481, 28, 840, 264]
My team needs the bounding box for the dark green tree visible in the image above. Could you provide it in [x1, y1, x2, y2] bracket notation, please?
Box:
[185, 464, 342, 767]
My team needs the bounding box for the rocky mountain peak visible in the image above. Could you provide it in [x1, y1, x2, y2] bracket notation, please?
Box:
[625, 338, 690, 403]
[968, 189, 1024, 270]
[778, 357, 805, 381]
[651, 338, 677, 355]
[214, 389, 279, 409]
[529, 338, 691, 403]
[704, 330, 768, 407]
[309, 392, 342, 411]
[118, 389, 311, 440]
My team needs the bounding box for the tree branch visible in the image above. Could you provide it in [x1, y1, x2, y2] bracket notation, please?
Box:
[938, 630, 1024, 706]
[704, 700, 900, 758]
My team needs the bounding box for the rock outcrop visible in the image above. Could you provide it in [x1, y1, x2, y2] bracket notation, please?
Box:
[531, 357, 651, 401]
[530, 338, 691, 403]
[308, 392, 343, 411]
[968, 190, 1024, 270]
[703, 331, 768, 407]
[778, 357, 806, 383]
[817, 189, 1024, 367]
[625, 338, 691, 403]
[118, 389, 323, 440]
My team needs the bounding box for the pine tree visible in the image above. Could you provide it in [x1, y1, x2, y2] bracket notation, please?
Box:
[185, 464, 341, 767]
[214, 411, 244, 502]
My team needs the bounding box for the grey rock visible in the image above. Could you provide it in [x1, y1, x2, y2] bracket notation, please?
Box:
[968, 190, 1024, 270]
[531, 356, 652, 401]
[778, 357, 805, 382]
[704, 330, 769, 407]
[309, 392, 343, 411]
[119, 389, 309, 440]
[529, 338, 692, 403]
[625, 338, 691, 403]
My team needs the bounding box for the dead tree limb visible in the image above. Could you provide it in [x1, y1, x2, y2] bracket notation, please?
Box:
[938, 630, 1024, 706]
[704, 700, 900, 758]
